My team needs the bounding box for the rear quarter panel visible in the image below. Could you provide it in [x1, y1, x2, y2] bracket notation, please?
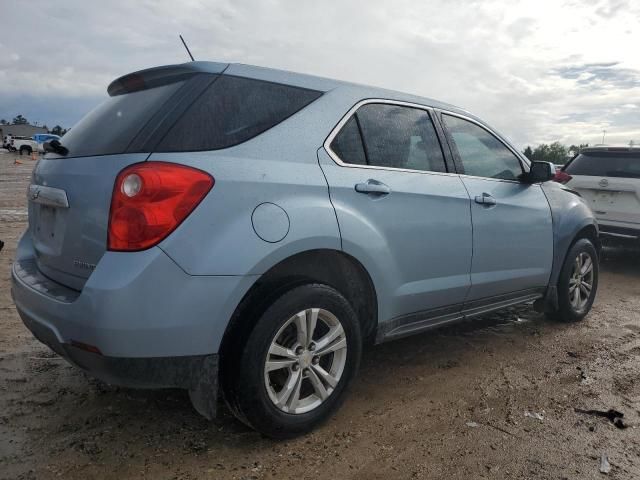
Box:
[150, 90, 359, 275]
[153, 150, 341, 275]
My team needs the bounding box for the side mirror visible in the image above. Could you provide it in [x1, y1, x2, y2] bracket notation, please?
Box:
[525, 161, 555, 183]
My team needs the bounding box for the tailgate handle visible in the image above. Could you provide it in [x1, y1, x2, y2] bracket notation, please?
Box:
[28, 185, 69, 209]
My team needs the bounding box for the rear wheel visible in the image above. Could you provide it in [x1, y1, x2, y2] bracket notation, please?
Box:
[19, 146, 32, 156]
[225, 284, 362, 438]
[548, 238, 598, 322]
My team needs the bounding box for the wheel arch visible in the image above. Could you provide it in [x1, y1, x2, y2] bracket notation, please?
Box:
[573, 224, 601, 253]
[218, 248, 378, 388]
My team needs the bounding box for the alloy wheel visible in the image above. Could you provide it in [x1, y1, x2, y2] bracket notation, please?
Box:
[569, 252, 594, 311]
[264, 308, 348, 414]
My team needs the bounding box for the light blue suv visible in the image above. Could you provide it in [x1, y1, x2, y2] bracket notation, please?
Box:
[11, 61, 600, 437]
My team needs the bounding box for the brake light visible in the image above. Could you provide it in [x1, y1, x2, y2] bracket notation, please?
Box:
[553, 171, 573, 184]
[108, 162, 214, 251]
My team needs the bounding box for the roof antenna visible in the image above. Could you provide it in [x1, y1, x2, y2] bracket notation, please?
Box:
[179, 34, 195, 62]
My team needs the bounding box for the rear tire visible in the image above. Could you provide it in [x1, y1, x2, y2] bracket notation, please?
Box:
[19, 146, 31, 156]
[547, 238, 598, 322]
[224, 283, 362, 438]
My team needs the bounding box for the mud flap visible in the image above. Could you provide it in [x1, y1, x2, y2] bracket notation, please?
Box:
[188, 355, 220, 420]
[534, 286, 559, 313]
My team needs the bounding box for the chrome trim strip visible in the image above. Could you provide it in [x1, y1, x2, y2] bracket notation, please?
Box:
[322, 98, 529, 183]
[601, 232, 638, 239]
[28, 184, 69, 209]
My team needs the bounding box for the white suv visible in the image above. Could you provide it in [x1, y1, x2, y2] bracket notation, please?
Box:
[557, 146, 640, 240]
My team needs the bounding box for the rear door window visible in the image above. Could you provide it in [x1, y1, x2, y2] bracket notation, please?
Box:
[565, 153, 640, 178]
[156, 76, 322, 152]
[442, 114, 523, 180]
[330, 103, 447, 173]
[357, 104, 447, 172]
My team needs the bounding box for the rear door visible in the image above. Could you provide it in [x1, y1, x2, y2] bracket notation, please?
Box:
[564, 151, 640, 228]
[439, 112, 553, 302]
[319, 101, 473, 324]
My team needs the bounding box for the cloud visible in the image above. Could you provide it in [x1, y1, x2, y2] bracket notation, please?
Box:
[552, 62, 640, 89]
[1, 0, 639, 147]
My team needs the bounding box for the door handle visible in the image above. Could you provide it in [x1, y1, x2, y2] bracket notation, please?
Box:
[355, 180, 391, 195]
[474, 193, 496, 206]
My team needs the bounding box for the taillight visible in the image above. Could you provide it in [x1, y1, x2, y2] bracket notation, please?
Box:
[108, 162, 214, 251]
[553, 171, 573, 184]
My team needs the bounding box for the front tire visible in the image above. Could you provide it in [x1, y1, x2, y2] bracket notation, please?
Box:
[225, 284, 362, 438]
[548, 238, 599, 322]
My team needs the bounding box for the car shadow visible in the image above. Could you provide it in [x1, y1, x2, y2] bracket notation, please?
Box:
[69, 303, 554, 441]
[600, 242, 640, 276]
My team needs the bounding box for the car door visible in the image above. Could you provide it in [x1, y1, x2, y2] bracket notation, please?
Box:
[318, 101, 473, 329]
[438, 112, 553, 302]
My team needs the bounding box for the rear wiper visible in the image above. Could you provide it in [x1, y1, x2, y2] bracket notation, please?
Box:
[43, 139, 69, 156]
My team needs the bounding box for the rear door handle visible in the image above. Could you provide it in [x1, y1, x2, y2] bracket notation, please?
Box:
[355, 180, 391, 195]
[474, 193, 496, 206]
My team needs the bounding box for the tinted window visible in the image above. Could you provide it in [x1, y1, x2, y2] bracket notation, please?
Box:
[348, 104, 446, 172]
[330, 116, 366, 165]
[157, 76, 322, 152]
[565, 153, 640, 178]
[443, 114, 522, 180]
[59, 81, 185, 158]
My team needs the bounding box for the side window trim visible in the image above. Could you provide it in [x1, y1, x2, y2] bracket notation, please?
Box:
[324, 99, 453, 175]
[428, 109, 458, 174]
[436, 109, 529, 182]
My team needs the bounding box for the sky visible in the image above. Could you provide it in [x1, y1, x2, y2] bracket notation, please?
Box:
[1, 0, 639, 149]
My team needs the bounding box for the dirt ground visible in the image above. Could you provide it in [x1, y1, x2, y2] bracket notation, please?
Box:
[1, 150, 639, 479]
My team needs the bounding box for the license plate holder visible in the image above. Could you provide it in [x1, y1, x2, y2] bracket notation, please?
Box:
[33, 204, 64, 253]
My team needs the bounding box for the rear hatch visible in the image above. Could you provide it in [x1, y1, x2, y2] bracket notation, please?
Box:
[28, 61, 324, 290]
[29, 63, 228, 290]
[565, 150, 640, 225]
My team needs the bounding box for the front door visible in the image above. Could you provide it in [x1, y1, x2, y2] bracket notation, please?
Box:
[319, 102, 473, 325]
[439, 112, 553, 302]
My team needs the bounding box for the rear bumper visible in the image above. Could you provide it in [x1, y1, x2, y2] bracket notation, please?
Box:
[21, 309, 218, 390]
[11, 233, 258, 359]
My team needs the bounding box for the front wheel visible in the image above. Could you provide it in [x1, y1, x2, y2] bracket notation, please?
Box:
[225, 284, 362, 438]
[548, 238, 599, 322]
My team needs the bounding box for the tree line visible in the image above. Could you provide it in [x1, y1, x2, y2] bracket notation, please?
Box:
[0, 115, 68, 136]
[522, 142, 590, 165]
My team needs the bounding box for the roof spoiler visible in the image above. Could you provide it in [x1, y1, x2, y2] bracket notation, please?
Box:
[581, 146, 640, 155]
[107, 61, 229, 96]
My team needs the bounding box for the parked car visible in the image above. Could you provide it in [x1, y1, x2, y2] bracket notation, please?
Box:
[11, 61, 600, 438]
[555, 146, 640, 241]
[11, 136, 38, 155]
[33, 133, 61, 153]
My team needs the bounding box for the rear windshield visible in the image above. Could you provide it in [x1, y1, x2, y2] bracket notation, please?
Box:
[57, 75, 322, 158]
[59, 81, 185, 158]
[565, 153, 640, 178]
[155, 75, 322, 152]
